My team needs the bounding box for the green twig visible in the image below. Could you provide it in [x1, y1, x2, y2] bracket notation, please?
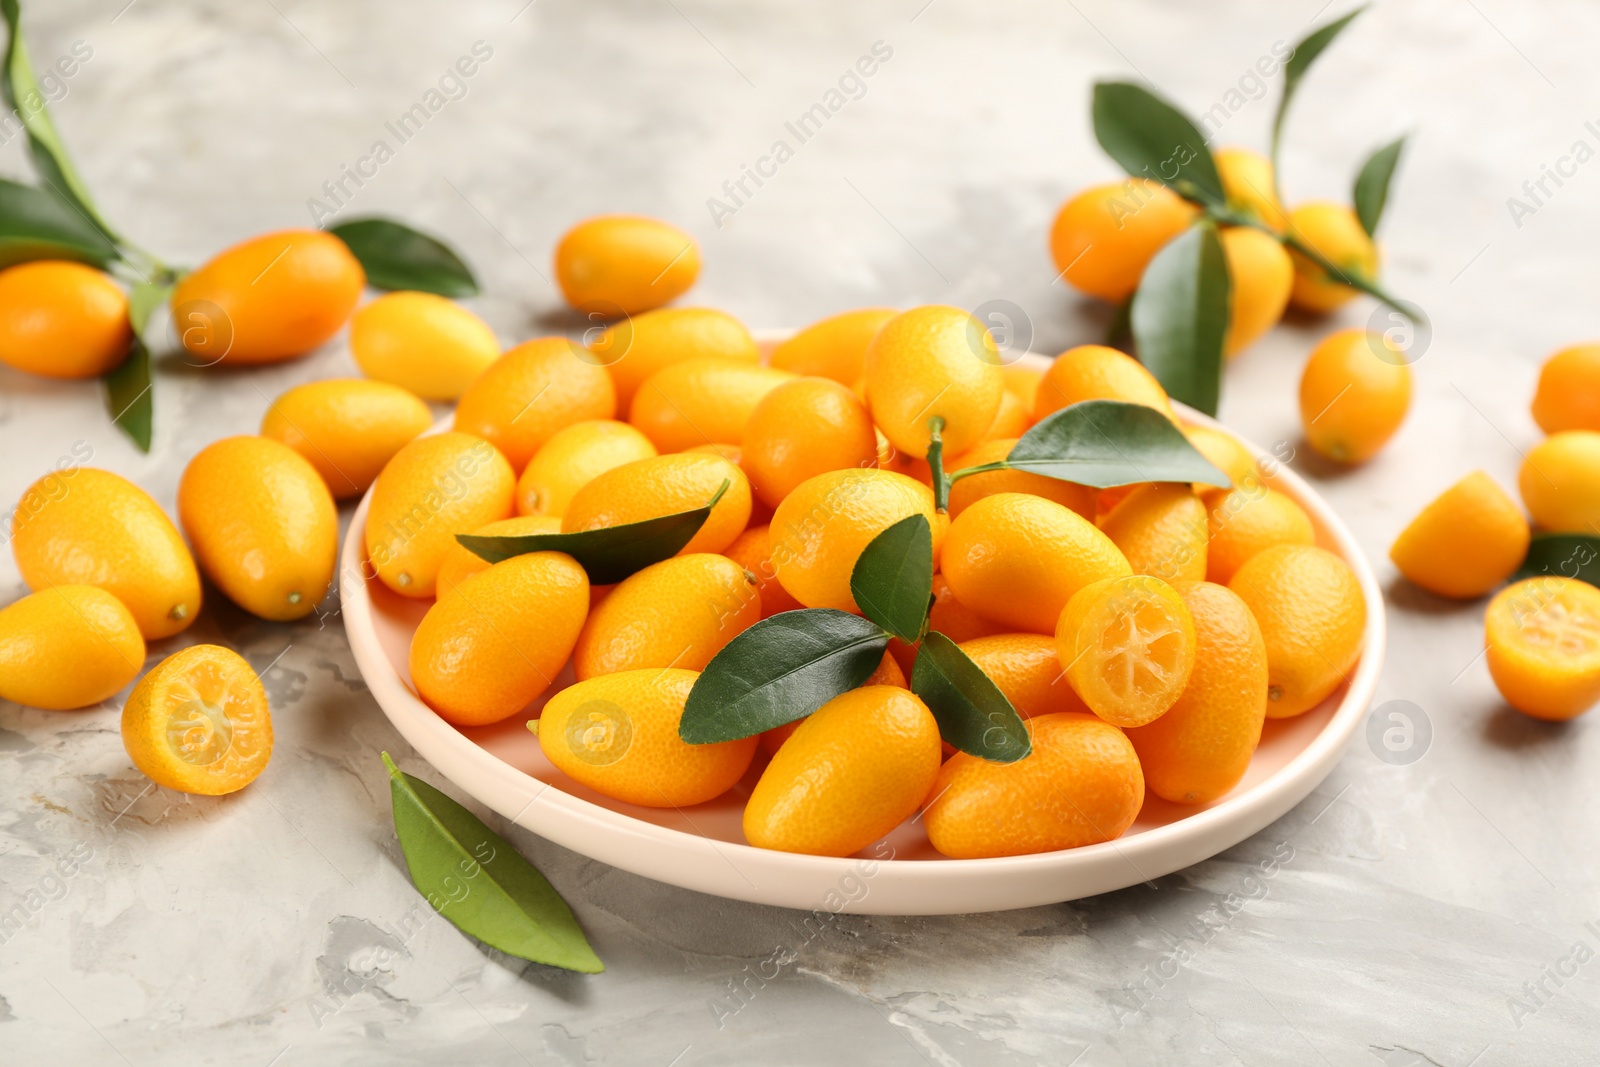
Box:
[927, 417, 949, 513]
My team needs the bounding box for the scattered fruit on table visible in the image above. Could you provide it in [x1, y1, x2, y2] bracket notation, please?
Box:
[120, 645, 272, 795]
[260, 378, 433, 498]
[0, 585, 144, 710]
[1298, 328, 1412, 464]
[350, 290, 500, 400]
[1485, 578, 1600, 722]
[1519, 431, 1600, 533]
[0, 261, 131, 379]
[1531, 344, 1600, 434]
[1389, 472, 1530, 599]
[554, 214, 700, 316]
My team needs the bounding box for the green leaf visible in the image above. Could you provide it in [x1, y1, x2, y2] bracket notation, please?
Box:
[1272, 6, 1368, 171]
[849, 514, 934, 644]
[1353, 136, 1406, 236]
[1, 0, 118, 241]
[329, 216, 479, 297]
[910, 632, 1030, 763]
[1002, 399, 1231, 489]
[1091, 81, 1224, 207]
[0, 177, 116, 269]
[1129, 219, 1230, 417]
[1514, 534, 1600, 587]
[382, 753, 603, 973]
[103, 339, 152, 453]
[679, 609, 887, 744]
[459, 481, 727, 585]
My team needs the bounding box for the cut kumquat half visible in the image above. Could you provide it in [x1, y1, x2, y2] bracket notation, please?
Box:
[120, 645, 274, 795]
[1056, 574, 1197, 728]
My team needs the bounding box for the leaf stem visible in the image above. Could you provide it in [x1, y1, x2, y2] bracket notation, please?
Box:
[381, 750, 402, 780]
[927, 417, 949, 512]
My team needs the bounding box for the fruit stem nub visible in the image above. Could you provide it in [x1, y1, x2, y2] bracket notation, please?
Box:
[927, 417, 949, 513]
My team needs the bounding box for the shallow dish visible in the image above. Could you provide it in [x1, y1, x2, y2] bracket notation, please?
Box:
[342, 334, 1384, 915]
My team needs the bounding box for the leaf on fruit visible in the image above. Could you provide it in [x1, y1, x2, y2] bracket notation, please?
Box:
[1003, 399, 1231, 489]
[1130, 219, 1230, 417]
[383, 753, 603, 973]
[1353, 135, 1406, 236]
[850, 514, 934, 644]
[1514, 534, 1600, 587]
[679, 610, 888, 744]
[910, 632, 1030, 763]
[330, 216, 479, 297]
[1091, 81, 1224, 207]
[458, 481, 727, 585]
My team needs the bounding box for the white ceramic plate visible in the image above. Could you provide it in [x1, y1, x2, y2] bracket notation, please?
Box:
[342, 336, 1384, 915]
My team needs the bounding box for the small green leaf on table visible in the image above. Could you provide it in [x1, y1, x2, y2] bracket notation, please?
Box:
[0, 177, 117, 269]
[850, 514, 934, 644]
[910, 632, 1030, 763]
[1353, 135, 1406, 237]
[679, 609, 888, 744]
[1091, 81, 1225, 208]
[1272, 5, 1369, 171]
[1001, 399, 1231, 489]
[383, 752, 603, 973]
[458, 481, 728, 585]
[1514, 534, 1600, 587]
[330, 216, 479, 297]
[1130, 219, 1230, 417]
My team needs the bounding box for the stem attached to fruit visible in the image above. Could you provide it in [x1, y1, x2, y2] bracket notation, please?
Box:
[927, 417, 949, 513]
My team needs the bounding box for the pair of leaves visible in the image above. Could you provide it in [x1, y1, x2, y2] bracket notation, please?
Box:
[384, 753, 602, 973]
[330, 217, 479, 297]
[459, 481, 729, 585]
[1515, 534, 1600, 586]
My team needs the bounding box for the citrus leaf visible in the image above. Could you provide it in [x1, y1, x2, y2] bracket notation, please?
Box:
[849, 514, 933, 644]
[1129, 219, 1229, 417]
[382, 753, 603, 973]
[0, 177, 116, 269]
[103, 340, 152, 453]
[458, 481, 727, 585]
[127, 278, 172, 336]
[1002, 399, 1231, 489]
[1353, 135, 1406, 237]
[679, 609, 887, 744]
[1271, 5, 1368, 170]
[329, 216, 479, 297]
[910, 632, 1030, 763]
[1, 0, 118, 241]
[1514, 534, 1600, 587]
[1092, 81, 1224, 207]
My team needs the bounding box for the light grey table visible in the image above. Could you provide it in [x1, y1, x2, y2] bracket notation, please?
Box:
[2, 1, 1595, 1063]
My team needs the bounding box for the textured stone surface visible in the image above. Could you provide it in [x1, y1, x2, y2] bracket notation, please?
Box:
[3, 1, 1598, 1063]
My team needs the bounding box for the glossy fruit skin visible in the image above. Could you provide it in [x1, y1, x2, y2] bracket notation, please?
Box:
[1002, 365, 1043, 410]
[1057, 574, 1197, 728]
[0, 261, 130, 378]
[722, 524, 805, 618]
[768, 468, 942, 613]
[365, 431, 515, 598]
[1214, 147, 1288, 232]
[1100, 482, 1209, 584]
[1050, 180, 1200, 302]
[1299, 328, 1411, 464]
[538, 668, 756, 807]
[978, 389, 1032, 443]
[1228, 544, 1365, 719]
[1520, 431, 1600, 533]
[744, 686, 940, 857]
[757, 653, 905, 756]
[1183, 424, 1265, 493]
[924, 712, 1144, 859]
[1390, 471, 1529, 598]
[554, 215, 699, 315]
[769, 308, 897, 384]
[1220, 226, 1293, 357]
[574, 554, 759, 679]
[454, 337, 616, 472]
[0, 585, 144, 710]
[865, 306, 1004, 459]
[260, 378, 433, 498]
[120, 644, 273, 796]
[943, 492, 1131, 634]
[411, 552, 589, 726]
[11, 468, 201, 639]
[563, 452, 752, 556]
[172, 229, 364, 365]
[1033, 344, 1175, 423]
[178, 436, 338, 620]
[1486, 577, 1600, 720]
[1204, 486, 1315, 585]
[928, 573, 1006, 643]
[1286, 203, 1379, 314]
[742, 377, 879, 510]
[1532, 345, 1600, 434]
[435, 514, 561, 597]
[959, 633, 1087, 718]
[1125, 581, 1267, 804]
[350, 291, 500, 400]
[629, 357, 794, 453]
[515, 419, 657, 518]
[591, 307, 758, 410]
[946, 437, 1096, 521]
